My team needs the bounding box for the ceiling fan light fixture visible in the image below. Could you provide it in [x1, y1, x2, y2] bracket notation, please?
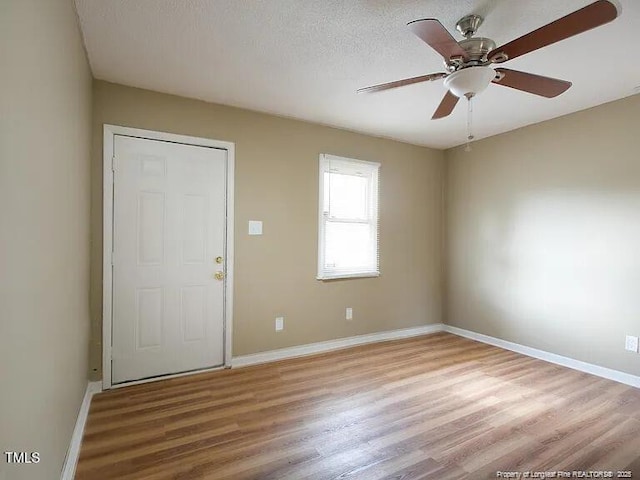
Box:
[443, 66, 495, 98]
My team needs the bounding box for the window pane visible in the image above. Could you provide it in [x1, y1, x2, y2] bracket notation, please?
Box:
[327, 173, 368, 220]
[318, 154, 379, 280]
[325, 221, 374, 271]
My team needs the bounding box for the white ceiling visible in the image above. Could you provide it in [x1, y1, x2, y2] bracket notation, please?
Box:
[75, 0, 640, 149]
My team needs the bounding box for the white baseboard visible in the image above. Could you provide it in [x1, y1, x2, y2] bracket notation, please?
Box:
[443, 325, 640, 389]
[232, 323, 444, 367]
[233, 322, 639, 388]
[61, 381, 102, 480]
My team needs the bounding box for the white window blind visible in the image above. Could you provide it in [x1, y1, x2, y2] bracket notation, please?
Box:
[317, 154, 380, 280]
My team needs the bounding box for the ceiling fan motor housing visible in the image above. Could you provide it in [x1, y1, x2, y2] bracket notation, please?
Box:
[458, 37, 496, 62]
[448, 15, 496, 71]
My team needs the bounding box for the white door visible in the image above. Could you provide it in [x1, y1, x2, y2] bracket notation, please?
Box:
[111, 135, 227, 384]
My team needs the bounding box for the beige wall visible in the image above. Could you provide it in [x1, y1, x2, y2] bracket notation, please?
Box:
[0, 1, 92, 479]
[90, 81, 445, 378]
[445, 94, 640, 377]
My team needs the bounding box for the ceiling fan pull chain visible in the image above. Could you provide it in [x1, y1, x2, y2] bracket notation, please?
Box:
[466, 94, 474, 152]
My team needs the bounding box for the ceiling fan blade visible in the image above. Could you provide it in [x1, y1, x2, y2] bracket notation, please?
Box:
[408, 19, 469, 61]
[493, 68, 572, 98]
[488, 0, 619, 63]
[432, 91, 460, 119]
[357, 73, 447, 94]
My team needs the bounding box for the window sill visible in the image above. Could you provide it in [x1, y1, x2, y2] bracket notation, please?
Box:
[317, 272, 380, 281]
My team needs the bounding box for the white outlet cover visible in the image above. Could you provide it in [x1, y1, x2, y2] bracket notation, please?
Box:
[346, 307, 353, 320]
[275, 316, 284, 332]
[248, 220, 263, 235]
[625, 335, 639, 353]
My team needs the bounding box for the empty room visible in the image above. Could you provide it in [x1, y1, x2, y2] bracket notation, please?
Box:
[2, 0, 640, 479]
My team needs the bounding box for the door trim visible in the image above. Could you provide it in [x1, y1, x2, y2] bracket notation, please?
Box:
[102, 124, 235, 390]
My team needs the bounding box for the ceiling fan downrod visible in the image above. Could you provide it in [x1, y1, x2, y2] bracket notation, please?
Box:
[456, 14, 483, 39]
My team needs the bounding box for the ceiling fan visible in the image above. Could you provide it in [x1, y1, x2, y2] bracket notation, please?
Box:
[357, 0, 620, 120]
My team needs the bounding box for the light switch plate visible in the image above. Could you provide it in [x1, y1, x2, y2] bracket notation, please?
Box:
[625, 335, 639, 353]
[248, 220, 263, 235]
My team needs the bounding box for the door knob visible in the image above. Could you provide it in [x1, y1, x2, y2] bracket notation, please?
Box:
[215, 256, 223, 264]
[214, 271, 225, 281]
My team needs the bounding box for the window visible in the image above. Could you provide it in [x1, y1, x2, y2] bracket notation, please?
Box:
[317, 154, 380, 280]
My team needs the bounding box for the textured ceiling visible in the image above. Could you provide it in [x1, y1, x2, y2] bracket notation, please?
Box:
[75, 0, 640, 149]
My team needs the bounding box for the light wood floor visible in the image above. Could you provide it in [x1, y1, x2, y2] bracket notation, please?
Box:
[76, 332, 640, 479]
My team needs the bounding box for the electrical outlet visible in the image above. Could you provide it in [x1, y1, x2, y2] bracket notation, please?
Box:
[625, 335, 639, 353]
[275, 316, 284, 332]
[346, 307, 353, 320]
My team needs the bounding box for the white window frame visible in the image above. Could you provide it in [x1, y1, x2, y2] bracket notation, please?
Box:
[317, 153, 380, 280]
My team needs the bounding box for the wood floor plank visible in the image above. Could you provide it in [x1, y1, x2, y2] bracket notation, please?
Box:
[76, 333, 640, 479]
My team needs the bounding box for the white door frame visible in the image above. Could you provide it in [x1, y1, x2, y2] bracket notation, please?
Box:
[102, 124, 235, 390]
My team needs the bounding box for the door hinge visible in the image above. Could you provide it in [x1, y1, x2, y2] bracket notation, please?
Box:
[111, 156, 117, 172]
[111, 250, 115, 265]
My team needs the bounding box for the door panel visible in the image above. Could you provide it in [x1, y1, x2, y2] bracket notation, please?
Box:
[112, 135, 226, 384]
